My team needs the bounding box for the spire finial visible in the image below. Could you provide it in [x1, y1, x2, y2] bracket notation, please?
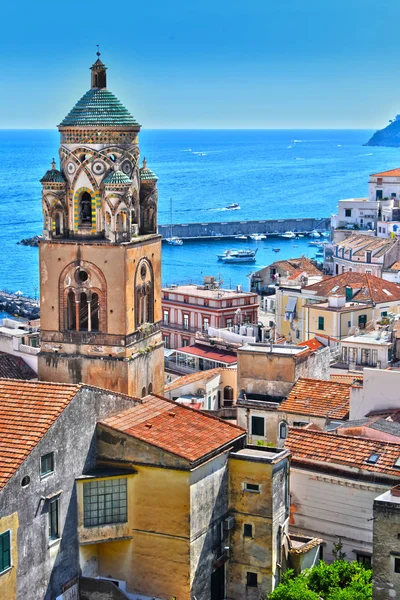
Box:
[51, 158, 56, 170]
[143, 157, 147, 169]
[96, 44, 100, 58]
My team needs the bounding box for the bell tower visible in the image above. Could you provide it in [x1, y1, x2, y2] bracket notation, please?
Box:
[38, 54, 164, 397]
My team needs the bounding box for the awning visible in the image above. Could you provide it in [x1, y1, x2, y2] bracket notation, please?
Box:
[164, 348, 176, 358]
[285, 297, 297, 313]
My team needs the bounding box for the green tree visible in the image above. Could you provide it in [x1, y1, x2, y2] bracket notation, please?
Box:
[267, 560, 372, 600]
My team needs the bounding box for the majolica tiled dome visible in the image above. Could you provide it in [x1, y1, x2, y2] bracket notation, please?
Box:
[140, 158, 158, 182]
[40, 160, 66, 184]
[103, 170, 132, 185]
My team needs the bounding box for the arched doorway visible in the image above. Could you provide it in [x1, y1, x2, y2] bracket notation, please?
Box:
[79, 192, 92, 226]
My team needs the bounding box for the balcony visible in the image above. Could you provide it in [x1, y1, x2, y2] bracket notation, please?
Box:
[161, 320, 198, 334]
[18, 343, 40, 356]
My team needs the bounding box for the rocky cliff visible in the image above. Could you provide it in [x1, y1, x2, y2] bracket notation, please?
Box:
[365, 119, 400, 147]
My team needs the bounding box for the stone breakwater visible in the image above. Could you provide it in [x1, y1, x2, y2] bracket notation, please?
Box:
[17, 235, 43, 247]
[0, 291, 40, 320]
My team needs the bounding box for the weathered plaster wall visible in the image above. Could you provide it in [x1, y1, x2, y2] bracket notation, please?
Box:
[0, 511, 18, 600]
[373, 496, 400, 600]
[0, 387, 138, 600]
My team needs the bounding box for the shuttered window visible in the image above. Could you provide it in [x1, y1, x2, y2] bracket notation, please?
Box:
[0, 531, 11, 573]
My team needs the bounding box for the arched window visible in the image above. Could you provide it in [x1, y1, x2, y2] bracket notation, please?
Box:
[148, 383, 153, 394]
[79, 191, 92, 226]
[67, 291, 76, 330]
[55, 212, 62, 236]
[105, 212, 111, 238]
[79, 292, 88, 331]
[279, 422, 288, 439]
[135, 261, 154, 328]
[224, 386, 233, 401]
[141, 386, 146, 398]
[91, 293, 99, 331]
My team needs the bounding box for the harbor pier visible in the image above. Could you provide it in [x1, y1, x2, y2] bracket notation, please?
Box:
[158, 216, 330, 240]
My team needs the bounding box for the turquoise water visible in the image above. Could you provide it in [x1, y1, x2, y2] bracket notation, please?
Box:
[0, 128, 400, 295]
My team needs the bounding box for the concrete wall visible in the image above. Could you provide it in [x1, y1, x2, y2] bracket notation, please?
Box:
[158, 217, 330, 240]
[289, 467, 389, 563]
[373, 493, 400, 600]
[350, 369, 400, 420]
[0, 387, 139, 600]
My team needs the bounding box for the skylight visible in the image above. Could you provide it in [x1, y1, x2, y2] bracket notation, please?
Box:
[394, 456, 400, 468]
[331, 286, 339, 293]
[366, 453, 380, 464]
[383, 289, 393, 296]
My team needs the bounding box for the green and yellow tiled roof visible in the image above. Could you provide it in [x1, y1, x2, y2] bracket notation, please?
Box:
[103, 170, 132, 185]
[59, 88, 139, 128]
[40, 168, 66, 184]
[140, 158, 158, 182]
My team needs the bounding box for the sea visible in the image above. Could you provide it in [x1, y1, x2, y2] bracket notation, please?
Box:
[0, 128, 400, 300]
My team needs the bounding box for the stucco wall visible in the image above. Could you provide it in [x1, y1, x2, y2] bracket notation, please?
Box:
[373, 495, 400, 600]
[0, 387, 138, 600]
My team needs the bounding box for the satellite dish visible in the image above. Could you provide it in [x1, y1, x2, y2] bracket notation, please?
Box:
[195, 388, 206, 397]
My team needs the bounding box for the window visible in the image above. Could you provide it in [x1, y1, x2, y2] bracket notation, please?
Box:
[251, 416, 264, 437]
[203, 317, 209, 331]
[246, 572, 258, 587]
[366, 453, 380, 464]
[358, 314, 367, 329]
[141, 387, 146, 398]
[204, 299, 209, 307]
[295, 329, 300, 340]
[49, 498, 59, 540]
[163, 336, 169, 349]
[226, 318, 233, 328]
[394, 557, 400, 573]
[244, 483, 260, 493]
[366, 251, 372, 263]
[243, 524, 253, 538]
[345, 209, 352, 217]
[224, 386, 234, 406]
[356, 554, 371, 568]
[183, 295, 189, 304]
[0, 531, 11, 573]
[366, 270, 372, 275]
[182, 338, 189, 347]
[79, 191, 92, 226]
[83, 478, 127, 527]
[318, 316, 324, 330]
[163, 310, 169, 325]
[293, 421, 308, 427]
[279, 422, 288, 439]
[40, 452, 54, 477]
[183, 314, 189, 330]
[381, 311, 388, 317]
[148, 383, 153, 394]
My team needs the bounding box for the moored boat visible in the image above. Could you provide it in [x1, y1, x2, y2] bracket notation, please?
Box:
[281, 231, 296, 239]
[166, 236, 183, 246]
[250, 233, 267, 240]
[221, 249, 258, 263]
[217, 249, 257, 261]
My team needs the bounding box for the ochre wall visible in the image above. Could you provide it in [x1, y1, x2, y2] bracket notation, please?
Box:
[0, 512, 18, 600]
[78, 467, 191, 600]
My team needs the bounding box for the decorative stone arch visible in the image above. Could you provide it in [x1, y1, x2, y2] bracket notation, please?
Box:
[141, 197, 157, 234]
[59, 260, 107, 332]
[71, 162, 97, 190]
[73, 187, 100, 232]
[134, 258, 154, 328]
[115, 203, 128, 232]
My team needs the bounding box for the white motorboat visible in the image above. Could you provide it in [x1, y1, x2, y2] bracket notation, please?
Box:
[310, 230, 321, 238]
[281, 231, 296, 239]
[321, 231, 330, 237]
[226, 203, 241, 210]
[217, 249, 256, 260]
[166, 237, 183, 246]
[220, 249, 258, 263]
[250, 233, 267, 240]
[235, 235, 248, 240]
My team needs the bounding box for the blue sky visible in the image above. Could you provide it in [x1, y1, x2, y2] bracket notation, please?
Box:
[1, 0, 399, 129]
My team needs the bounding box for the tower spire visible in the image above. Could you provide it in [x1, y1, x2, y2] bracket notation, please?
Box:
[90, 47, 107, 89]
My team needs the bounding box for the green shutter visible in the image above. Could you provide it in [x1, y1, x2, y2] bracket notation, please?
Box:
[0, 531, 11, 572]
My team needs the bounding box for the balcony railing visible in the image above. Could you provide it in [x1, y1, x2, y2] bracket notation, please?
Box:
[18, 343, 40, 355]
[161, 320, 198, 334]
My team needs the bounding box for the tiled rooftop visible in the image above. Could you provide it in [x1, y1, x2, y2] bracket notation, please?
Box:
[297, 339, 324, 352]
[258, 257, 322, 278]
[278, 378, 351, 420]
[371, 168, 400, 177]
[176, 343, 238, 364]
[285, 428, 400, 477]
[335, 234, 396, 258]
[103, 170, 131, 185]
[40, 169, 66, 184]
[164, 367, 226, 392]
[100, 395, 245, 463]
[59, 88, 139, 128]
[304, 271, 400, 304]
[0, 352, 36, 380]
[0, 380, 80, 490]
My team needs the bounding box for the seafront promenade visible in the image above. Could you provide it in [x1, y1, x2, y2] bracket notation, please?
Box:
[158, 216, 330, 239]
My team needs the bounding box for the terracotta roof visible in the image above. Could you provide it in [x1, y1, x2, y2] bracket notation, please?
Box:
[371, 168, 400, 177]
[304, 272, 400, 304]
[330, 373, 364, 384]
[297, 339, 324, 352]
[175, 344, 238, 365]
[0, 380, 80, 490]
[278, 378, 351, 420]
[100, 395, 245, 463]
[389, 261, 400, 271]
[164, 367, 226, 392]
[285, 428, 400, 477]
[0, 352, 36, 380]
[267, 257, 322, 277]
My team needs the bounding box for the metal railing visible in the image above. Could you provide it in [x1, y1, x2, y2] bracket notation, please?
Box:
[161, 321, 198, 334]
